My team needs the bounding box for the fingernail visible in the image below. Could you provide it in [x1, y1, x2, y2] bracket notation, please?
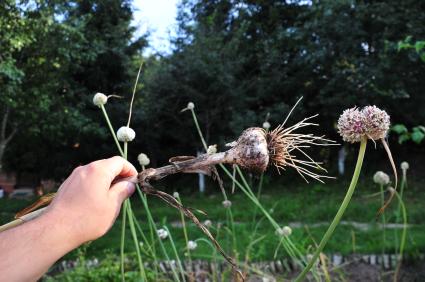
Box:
[126, 181, 136, 196]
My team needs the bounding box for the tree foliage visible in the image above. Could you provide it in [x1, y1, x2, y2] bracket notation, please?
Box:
[0, 0, 147, 178]
[139, 0, 425, 164]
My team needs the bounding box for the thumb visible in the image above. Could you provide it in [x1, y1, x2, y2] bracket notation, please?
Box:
[109, 181, 136, 205]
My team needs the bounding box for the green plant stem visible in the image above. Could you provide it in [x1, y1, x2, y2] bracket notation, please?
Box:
[99, 104, 163, 280]
[394, 190, 407, 282]
[229, 165, 307, 270]
[123, 142, 147, 281]
[163, 226, 187, 282]
[100, 105, 124, 156]
[126, 202, 147, 281]
[379, 184, 386, 257]
[177, 196, 192, 265]
[120, 201, 127, 281]
[190, 109, 208, 150]
[135, 187, 181, 282]
[295, 138, 367, 282]
[394, 171, 407, 255]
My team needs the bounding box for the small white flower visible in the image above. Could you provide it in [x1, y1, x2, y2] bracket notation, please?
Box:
[137, 153, 150, 166]
[207, 145, 217, 155]
[276, 226, 292, 237]
[282, 226, 292, 236]
[373, 171, 390, 185]
[93, 93, 108, 107]
[173, 192, 179, 198]
[400, 161, 409, 171]
[263, 121, 271, 130]
[181, 102, 195, 112]
[117, 126, 136, 142]
[187, 240, 197, 250]
[157, 228, 168, 240]
[222, 200, 232, 208]
[203, 219, 212, 227]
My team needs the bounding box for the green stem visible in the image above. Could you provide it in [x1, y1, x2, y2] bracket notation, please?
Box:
[126, 202, 147, 281]
[393, 190, 407, 282]
[380, 184, 386, 257]
[123, 142, 147, 281]
[163, 226, 187, 282]
[190, 109, 208, 150]
[100, 105, 124, 156]
[177, 196, 192, 264]
[120, 201, 127, 281]
[394, 171, 407, 255]
[295, 138, 367, 282]
[135, 187, 181, 282]
[229, 165, 307, 270]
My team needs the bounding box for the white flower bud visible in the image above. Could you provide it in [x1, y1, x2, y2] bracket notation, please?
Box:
[187, 102, 195, 110]
[262, 121, 271, 130]
[117, 126, 136, 142]
[157, 228, 168, 240]
[400, 161, 409, 171]
[187, 240, 197, 250]
[137, 153, 150, 166]
[276, 226, 292, 237]
[222, 200, 232, 208]
[173, 192, 179, 198]
[203, 219, 212, 227]
[93, 93, 108, 107]
[373, 171, 390, 185]
[207, 145, 217, 155]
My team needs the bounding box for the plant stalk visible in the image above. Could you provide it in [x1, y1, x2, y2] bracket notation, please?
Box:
[295, 137, 367, 282]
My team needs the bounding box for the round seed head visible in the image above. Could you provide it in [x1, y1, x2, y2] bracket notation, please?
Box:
[276, 226, 292, 237]
[173, 192, 179, 198]
[93, 93, 108, 107]
[117, 126, 136, 142]
[203, 219, 212, 227]
[187, 240, 197, 250]
[207, 144, 217, 155]
[400, 161, 409, 171]
[137, 153, 150, 166]
[262, 121, 271, 130]
[222, 200, 232, 208]
[187, 102, 195, 110]
[373, 171, 390, 185]
[337, 107, 366, 143]
[157, 228, 168, 240]
[362, 105, 390, 140]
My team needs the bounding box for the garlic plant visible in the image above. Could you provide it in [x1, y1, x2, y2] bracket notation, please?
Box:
[295, 105, 397, 281]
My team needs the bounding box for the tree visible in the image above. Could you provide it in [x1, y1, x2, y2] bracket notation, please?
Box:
[0, 0, 147, 178]
[140, 0, 425, 165]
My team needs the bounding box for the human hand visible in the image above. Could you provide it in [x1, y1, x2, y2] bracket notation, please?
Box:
[44, 156, 137, 246]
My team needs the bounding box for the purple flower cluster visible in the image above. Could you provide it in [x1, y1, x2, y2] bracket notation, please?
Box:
[338, 106, 390, 143]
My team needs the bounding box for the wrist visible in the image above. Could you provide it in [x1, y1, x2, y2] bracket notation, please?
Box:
[37, 209, 85, 251]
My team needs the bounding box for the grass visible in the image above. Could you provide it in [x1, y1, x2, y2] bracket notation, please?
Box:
[1, 177, 424, 263]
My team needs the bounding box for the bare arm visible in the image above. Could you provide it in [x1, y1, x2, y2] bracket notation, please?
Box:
[0, 156, 137, 282]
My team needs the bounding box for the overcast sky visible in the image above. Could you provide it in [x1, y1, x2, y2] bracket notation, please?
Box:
[132, 0, 179, 54]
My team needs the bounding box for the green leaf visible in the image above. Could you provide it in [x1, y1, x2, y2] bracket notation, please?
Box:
[411, 131, 425, 144]
[392, 124, 408, 134]
[398, 134, 411, 144]
[415, 41, 425, 53]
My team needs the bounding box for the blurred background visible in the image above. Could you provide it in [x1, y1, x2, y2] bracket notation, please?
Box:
[0, 0, 424, 187]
